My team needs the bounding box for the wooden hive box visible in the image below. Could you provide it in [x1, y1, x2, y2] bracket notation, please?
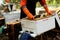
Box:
[21, 14, 56, 35]
[6, 20, 22, 40]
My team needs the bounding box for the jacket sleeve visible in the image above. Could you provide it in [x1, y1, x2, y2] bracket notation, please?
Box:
[39, 0, 53, 15]
[5, 0, 9, 3]
[39, 0, 46, 6]
[20, 0, 26, 8]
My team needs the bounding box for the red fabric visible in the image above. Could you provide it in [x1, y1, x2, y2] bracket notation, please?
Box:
[20, 0, 26, 7]
[5, 0, 9, 3]
[40, 0, 46, 6]
[20, 0, 46, 7]
[23, 8, 34, 20]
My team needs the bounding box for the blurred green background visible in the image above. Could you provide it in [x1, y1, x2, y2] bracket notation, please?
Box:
[3, 0, 60, 7]
[36, 0, 60, 7]
[0, 0, 60, 10]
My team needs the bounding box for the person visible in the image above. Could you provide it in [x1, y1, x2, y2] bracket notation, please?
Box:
[20, 0, 53, 20]
[5, 0, 9, 4]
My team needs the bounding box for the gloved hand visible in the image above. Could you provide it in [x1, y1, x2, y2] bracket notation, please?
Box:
[47, 11, 54, 15]
[22, 7, 35, 20]
[43, 5, 54, 15]
[27, 13, 35, 20]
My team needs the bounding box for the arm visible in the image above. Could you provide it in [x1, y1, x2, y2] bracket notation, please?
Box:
[20, 0, 34, 20]
[39, 0, 53, 15]
[5, 0, 9, 3]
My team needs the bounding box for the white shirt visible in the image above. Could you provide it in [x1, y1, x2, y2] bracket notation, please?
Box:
[0, 0, 4, 5]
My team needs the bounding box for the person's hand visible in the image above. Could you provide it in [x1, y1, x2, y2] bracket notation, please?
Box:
[47, 11, 54, 15]
[22, 7, 35, 20]
[27, 13, 35, 20]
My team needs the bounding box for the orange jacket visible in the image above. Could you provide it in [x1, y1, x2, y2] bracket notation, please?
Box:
[20, 0, 52, 19]
[20, 0, 26, 8]
[20, 0, 46, 7]
[5, 0, 9, 3]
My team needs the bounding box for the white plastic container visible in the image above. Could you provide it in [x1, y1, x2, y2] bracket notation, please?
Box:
[2, 10, 20, 23]
[56, 14, 60, 27]
[55, 12, 60, 27]
[21, 15, 55, 35]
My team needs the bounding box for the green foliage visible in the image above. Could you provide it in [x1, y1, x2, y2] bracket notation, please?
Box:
[2, 0, 60, 8]
[36, 0, 60, 7]
[46, 0, 60, 6]
[36, 2, 41, 7]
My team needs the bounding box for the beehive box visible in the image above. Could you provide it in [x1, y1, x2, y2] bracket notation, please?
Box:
[0, 17, 5, 26]
[21, 14, 56, 35]
[53, 7, 60, 27]
[57, 15, 60, 27]
[56, 11, 60, 27]
[2, 10, 20, 23]
[6, 20, 21, 40]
